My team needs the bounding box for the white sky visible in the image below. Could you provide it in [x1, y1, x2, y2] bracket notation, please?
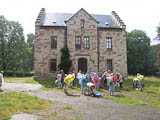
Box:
[0, 0, 160, 45]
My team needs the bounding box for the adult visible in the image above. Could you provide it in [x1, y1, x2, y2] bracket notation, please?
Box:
[64, 74, 75, 95]
[92, 73, 100, 90]
[56, 71, 62, 88]
[61, 70, 65, 86]
[87, 82, 95, 96]
[79, 72, 87, 94]
[0, 71, 4, 91]
[102, 71, 107, 89]
[109, 77, 114, 96]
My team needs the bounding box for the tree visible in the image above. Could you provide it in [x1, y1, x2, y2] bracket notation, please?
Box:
[127, 30, 155, 75]
[27, 33, 35, 71]
[0, 16, 8, 70]
[0, 16, 31, 72]
[58, 45, 72, 73]
[155, 24, 160, 41]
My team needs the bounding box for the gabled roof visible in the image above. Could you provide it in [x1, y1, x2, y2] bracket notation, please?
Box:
[41, 8, 121, 28]
[65, 8, 99, 24]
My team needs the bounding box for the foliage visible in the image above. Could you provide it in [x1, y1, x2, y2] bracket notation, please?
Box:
[0, 16, 31, 72]
[58, 45, 72, 73]
[26, 33, 35, 71]
[127, 30, 156, 75]
[3, 70, 33, 77]
[0, 92, 51, 120]
[155, 24, 160, 41]
[152, 44, 160, 75]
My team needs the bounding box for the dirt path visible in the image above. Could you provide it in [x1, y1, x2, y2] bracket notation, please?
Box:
[2, 83, 160, 120]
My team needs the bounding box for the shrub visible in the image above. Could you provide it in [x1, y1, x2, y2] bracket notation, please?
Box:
[3, 70, 33, 77]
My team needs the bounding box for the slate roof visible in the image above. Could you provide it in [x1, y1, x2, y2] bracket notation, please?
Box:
[42, 13, 120, 28]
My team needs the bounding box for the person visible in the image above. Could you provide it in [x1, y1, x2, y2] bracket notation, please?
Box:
[109, 77, 114, 96]
[61, 70, 65, 86]
[64, 74, 75, 95]
[85, 71, 90, 83]
[76, 70, 81, 87]
[92, 73, 100, 90]
[102, 71, 107, 89]
[0, 71, 4, 91]
[56, 71, 62, 88]
[87, 82, 95, 96]
[119, 73, 123, 89]
[116, 73, 120, 87]
[79, 72, 87, 94]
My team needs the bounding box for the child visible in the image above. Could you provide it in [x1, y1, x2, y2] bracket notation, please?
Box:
[87, 82, 95, 96]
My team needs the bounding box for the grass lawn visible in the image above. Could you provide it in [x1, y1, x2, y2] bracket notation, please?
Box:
[4, 76, 160, 110]
[104, 76, 160, 110]
[0, 92, 51, 120]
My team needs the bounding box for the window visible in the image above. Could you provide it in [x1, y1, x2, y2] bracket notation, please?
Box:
[50, 59, 56, 72]
[84, 37, 90, 49]
[107, 59, 113, 72]
[81, 19, 84, 28]
[75, 36, 81, 49]
[106, 37, 112, 50]
[51, 36, 57, 49]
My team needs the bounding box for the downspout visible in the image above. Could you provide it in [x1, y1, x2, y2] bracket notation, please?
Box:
[97, 27, 100, 72]
[64, 26, 67, 46]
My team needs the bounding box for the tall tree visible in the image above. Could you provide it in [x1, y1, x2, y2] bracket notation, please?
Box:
[27, 33, 35, 71]
[127, 30, 155, 75]
[0, 16, 8, 70]
[0, 16, 31, 72]
[156, 24, 160, 41]
[58, 45, 72, 73]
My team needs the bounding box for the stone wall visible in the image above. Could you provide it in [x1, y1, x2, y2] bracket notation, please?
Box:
[98, 29, 127, 78]
[34, 26, 65, 77]
[66, 9, 99, 73]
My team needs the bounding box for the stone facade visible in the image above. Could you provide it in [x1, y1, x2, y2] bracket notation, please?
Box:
[34, 8, 128, 78]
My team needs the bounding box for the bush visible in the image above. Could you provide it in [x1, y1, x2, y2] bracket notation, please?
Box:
[3, 70, 33, 77]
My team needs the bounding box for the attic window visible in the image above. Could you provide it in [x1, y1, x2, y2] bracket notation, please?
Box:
[105, 22, 109, 26]
[81, 19, 84, 28]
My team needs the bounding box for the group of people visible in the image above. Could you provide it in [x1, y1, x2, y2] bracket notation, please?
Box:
[56, 70, 124, 96]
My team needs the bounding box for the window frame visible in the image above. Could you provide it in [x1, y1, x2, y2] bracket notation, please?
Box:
[50, 59, 57, 72]
[84, 36, 90, 49]
[51, 36, 57, 49]
[75, 36, 81, 49]
[81, 19, 84, 28]
[106, 37, 112, 50]
[107, 59, 113, 72]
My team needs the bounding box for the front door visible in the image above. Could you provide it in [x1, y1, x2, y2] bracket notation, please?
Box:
[78, 58, 87, 73]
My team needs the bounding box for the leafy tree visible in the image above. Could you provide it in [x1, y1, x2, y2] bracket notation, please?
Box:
[0, 16, 8, 70]
[0, 16, 31, 72]
[127, 30, 155, 75]
[58, 45, 72, 73]
[155, 24, 160, 41]
[27, 33, 35, 71]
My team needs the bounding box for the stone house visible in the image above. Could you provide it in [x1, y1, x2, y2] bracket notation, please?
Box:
[34, 8, 127, 78]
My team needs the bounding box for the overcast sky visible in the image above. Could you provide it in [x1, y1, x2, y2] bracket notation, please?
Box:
[0, 0, 160, 45]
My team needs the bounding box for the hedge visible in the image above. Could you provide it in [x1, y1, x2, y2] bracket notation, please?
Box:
[3, 70, 34, 77]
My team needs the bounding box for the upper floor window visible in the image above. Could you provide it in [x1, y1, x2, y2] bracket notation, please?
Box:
[75, 36, 81, 49]
[107, 59, 113, 72]
[106, 37, 112, 50]
[84, 37, 90, 49]
[50, 59, 56, 72]
[81, 19, 84, 28]
[51, 36, 57, 49]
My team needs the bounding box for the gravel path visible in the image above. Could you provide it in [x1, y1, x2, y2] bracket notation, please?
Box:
[1, 83, 160, 120]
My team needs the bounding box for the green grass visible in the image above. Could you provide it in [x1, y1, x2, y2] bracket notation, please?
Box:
[0, 92, 51, 120]
[103, 75, 160, 110]
[64, 106, 72, 109]
[4, 77, 39, 84]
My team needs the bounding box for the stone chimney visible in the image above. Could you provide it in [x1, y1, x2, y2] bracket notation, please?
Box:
[35, 8, 46, 26]
[111, 11, 126, 29]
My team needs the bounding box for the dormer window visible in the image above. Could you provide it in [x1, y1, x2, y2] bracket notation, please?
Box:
[53, 20, 56, 24]
[81, 19, 84, 28]
[105, 22, 109, 26]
